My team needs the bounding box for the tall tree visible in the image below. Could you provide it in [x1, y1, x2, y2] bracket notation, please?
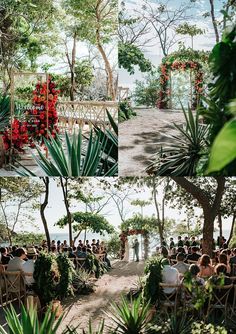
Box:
[60, 177, 73, 247]
[0, 178, 42, 245]
[209, 0, 220, 42]
[171, 177, 226, 256]
[63, 0, 117, 100]
[141, 0, 192, 56]
[40, 177, 51, 250]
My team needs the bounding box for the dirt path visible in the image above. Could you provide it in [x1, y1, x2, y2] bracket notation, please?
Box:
[58, 260, 145, 333]
[119, 108, 185, 176]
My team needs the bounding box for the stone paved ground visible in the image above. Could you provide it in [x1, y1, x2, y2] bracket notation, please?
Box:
[119, 108, 185, 176]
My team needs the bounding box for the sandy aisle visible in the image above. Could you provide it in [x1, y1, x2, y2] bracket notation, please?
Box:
[58, 260, 145, 333]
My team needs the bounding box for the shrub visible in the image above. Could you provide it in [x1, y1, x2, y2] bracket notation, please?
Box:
[143, 256, 163, 304]
[118, 101, 136, 122]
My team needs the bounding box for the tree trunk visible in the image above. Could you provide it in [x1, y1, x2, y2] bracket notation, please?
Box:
[209, 0, 220, 43]
[40, 177, 51, 250]
[218, 213, 223, 237]
[202, 208, 215, 256]
[228, 212, 236, 245]
[171, 177, 226, 257]
[95, 3, 116, 101]
[60, 177, 73, 247]
[70, 32, 77, 102]
[152, 177, 164, 242]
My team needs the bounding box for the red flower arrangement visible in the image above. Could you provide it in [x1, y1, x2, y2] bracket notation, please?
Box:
[26, 78, 60, 146]
[3, 119, 29, 152]
[3, 78, 60, 153]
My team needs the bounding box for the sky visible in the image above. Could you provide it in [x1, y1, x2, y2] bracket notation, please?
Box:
[6, 177, 233, 241]
[119, 0, 224, 89]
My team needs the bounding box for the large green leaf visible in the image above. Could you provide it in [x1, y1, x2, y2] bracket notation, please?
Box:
[207, 119, 236, 173]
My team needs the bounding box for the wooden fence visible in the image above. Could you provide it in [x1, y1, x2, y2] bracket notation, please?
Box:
[57, 101, 118, 133]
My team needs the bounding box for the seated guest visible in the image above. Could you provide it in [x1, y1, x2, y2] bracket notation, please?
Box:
[219, 253, 231, 274]
[161, 258, 180, 294]
[100, 246, 111, 268]
[230, 248, 236, 275]
[68, 247, 76, 258]
[51, 246, 57, 254]
[169, 237, 175, 249]
[92, 246, 99, 254]
[7, 248, 27, 271]
[177, 246, 185, 254]
[173, 253, 189, 275]
[22, 248, 37, 287]
[188, 264, 205, 286]
[184, 237, 190, 248]
[213, 264, 231, 285]
[77, 246, 87, 258]
[198, 254, 214, 278]
[10, 246, 18, 257]
[0, 247, 12, 265]
[186, 246, 201, 262]
[62, 240, 69, 248]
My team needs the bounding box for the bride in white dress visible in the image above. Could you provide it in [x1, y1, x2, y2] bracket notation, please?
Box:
[123, 238, 129, 261]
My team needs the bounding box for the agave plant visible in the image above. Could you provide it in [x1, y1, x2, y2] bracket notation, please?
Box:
[0, 95, 11, 132]
[0, 303, 62, 334]
[15, 110, 118, 176]
[147, 105, 210, 176]
[106, 295, 151, 334]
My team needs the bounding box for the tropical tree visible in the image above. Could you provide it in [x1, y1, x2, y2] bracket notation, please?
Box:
[0, 178, 42, 245]
[57, 211, 115, 243]
[171, 177, 226, 256]
[63, 0, 118, 100]
[176, 22, 205, 49]
[40, 177, 51, 250]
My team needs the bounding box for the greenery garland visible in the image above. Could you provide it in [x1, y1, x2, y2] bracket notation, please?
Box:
[56, 253, 75, 299]
[143, 256, 164, 304]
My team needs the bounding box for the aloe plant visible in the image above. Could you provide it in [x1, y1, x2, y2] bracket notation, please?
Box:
[15, 111, 118, 176]
[0, 304, 62, 334]
[147, 105, 209, 176]
[106, 295, 151, 334]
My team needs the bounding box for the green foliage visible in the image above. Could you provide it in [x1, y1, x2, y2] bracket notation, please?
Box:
[118, 102, 136, 122]
[57, 211, 114, 236]
[143, 256, 163, 304]
[149, 311, 192, 334]
[0, 95, 11, 131]
[191, 322, 227, 334]
[12, 232, 45, 246]
[133, 74, 160, 107]
[33, 252, 59, 304]
[16, 111, 118, 177]
[33, 252, 74, 305]
[105, 233, 122, 259]
[147, 106, 210, 176]
[121, 214, 156, 233]
[0, 303, 62, 334]
[207, 118, 236, 174]
[229, 234, 236, 248]
[176, 23, 205, 38]
[72, 270, 95, 295]
[85, 253, 108, 279]
[107, 295, 151, 334]
[119, 42, 152, 75]
[56, 253, 75, 299]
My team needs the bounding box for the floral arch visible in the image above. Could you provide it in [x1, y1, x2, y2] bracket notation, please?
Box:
[157, 49, 209, 110]
[119, 229, 149, 260]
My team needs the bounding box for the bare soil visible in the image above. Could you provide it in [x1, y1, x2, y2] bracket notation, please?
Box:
[119, 108, 185, 176]
[58, 260, 145, 333]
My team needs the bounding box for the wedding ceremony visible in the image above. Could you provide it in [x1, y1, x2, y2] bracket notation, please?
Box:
[0, 176, 235, 333]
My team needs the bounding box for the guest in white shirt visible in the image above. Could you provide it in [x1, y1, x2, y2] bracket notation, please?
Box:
[161, 258, 180, 294]
[22, 248, 37, 287]
[7, 248, 27, 272]
[173, 252, 189, 275]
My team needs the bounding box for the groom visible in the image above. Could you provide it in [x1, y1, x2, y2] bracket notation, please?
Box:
[132, 239, 139, 262]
